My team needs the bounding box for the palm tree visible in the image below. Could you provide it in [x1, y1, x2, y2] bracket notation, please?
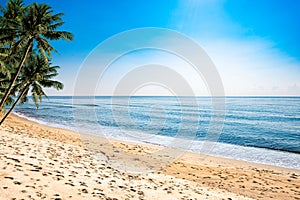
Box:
[0, 0, 25, 77]
[0, 0, 24, 23]
[0, 54, 64, 124]
[0, 2, 73, 110]
[0, 72, 14, 111]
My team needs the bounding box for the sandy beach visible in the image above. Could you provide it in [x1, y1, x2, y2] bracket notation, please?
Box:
[1, 0, 299, 199]
[0, 114, 299, 200]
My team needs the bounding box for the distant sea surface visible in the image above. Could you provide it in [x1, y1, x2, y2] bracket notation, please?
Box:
[14, 96, 300, 169]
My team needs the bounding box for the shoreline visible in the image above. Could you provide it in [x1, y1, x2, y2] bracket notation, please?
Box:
[6, 113, 300, 173]
[13, 111, 300, 170]
[1, 113, 300, 199]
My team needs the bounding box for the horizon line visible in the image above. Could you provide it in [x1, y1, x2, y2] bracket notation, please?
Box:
[42, 95, 300, 98]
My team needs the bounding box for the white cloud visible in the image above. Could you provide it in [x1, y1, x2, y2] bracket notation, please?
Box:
[199, 37, 300, 95]
[169, 0, 300, 96]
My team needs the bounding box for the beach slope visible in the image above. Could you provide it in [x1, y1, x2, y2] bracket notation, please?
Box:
[0, 114, 299, 199]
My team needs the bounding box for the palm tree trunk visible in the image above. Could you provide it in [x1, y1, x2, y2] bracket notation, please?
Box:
[0, 86, 29, 125]
[0, 41, 32, 111]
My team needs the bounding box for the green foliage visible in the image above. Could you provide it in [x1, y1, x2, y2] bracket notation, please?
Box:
[14, 54, 64, 108]
[0, 0, 73, 123]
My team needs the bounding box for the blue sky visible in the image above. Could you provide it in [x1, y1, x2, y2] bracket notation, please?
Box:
[4, 0, 300, 95]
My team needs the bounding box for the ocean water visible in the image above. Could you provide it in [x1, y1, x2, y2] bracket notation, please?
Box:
[14, 96, 300, 169]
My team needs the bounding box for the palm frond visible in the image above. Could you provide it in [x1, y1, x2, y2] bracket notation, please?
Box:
[0, 1, 72, 118]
